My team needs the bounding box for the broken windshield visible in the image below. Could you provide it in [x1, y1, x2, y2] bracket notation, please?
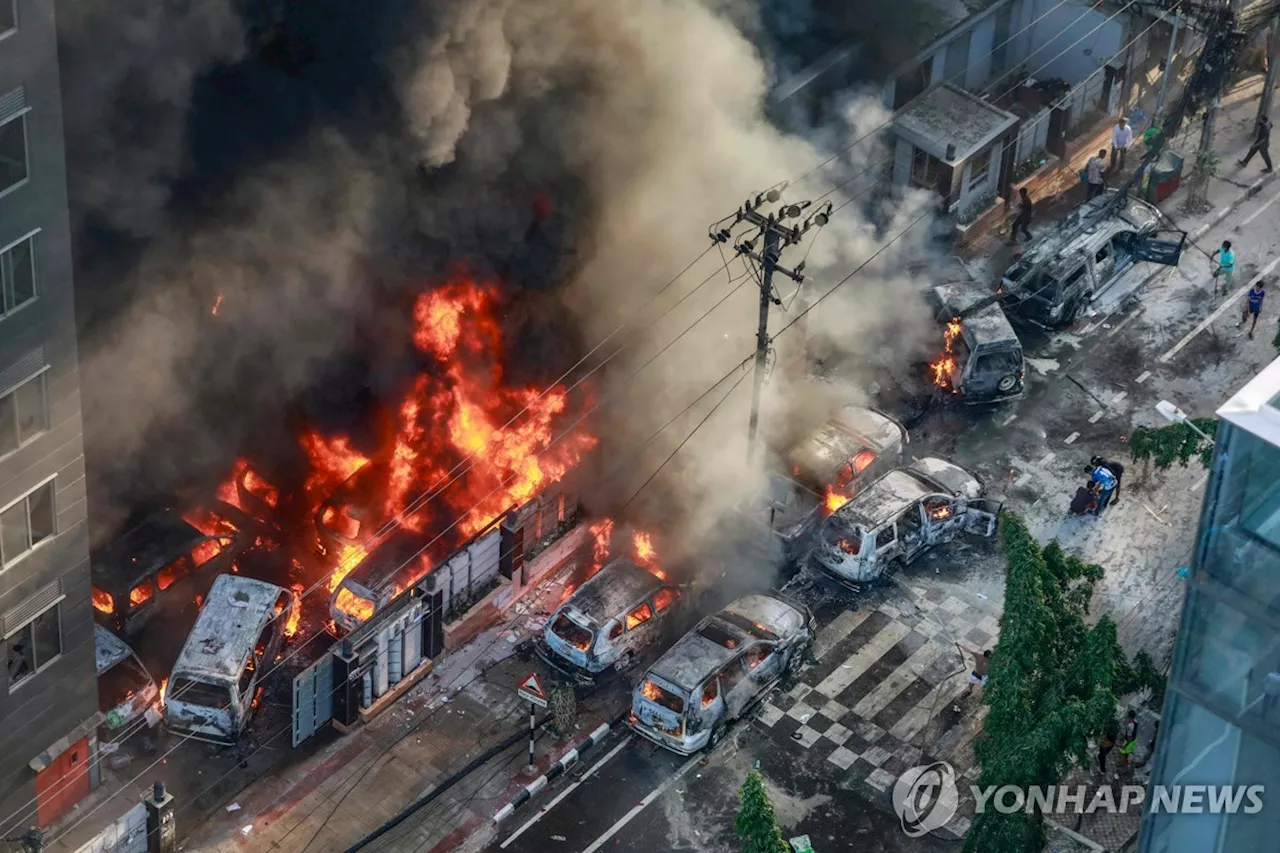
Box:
[823, 520, 863, 556]
[550, 612, 594, 651]
[697, 622, 741, 649]
[640, 679, 685, 714]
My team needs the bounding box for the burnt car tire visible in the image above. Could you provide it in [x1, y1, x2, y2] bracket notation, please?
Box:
[996, 374, 1019, 394]
[707, 721, 728, 751]
[615, 651, 636, 672]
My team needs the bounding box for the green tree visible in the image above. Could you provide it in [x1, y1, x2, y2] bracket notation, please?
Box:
[1129, 419, 1217, 470]
[735, 770, 789, 853]
[964, 514, 1139, 853]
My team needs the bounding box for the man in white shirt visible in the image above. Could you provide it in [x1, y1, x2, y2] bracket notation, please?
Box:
[1111, 117, 1134, 171]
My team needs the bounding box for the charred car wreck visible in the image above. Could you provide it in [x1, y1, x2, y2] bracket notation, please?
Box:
[629, 594, 814, 755]
[807, 456, 999, 585]
[929, 281, 1025, 404]
[540, 557, 687, 680]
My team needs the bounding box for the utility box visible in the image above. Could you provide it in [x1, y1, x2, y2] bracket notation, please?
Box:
[790, 835, 815, 853]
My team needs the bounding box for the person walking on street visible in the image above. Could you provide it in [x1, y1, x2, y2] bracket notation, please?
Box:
[1009, 187, 1034, 243]
[1097, 723, 1117, 776]
[1212, 240, 1236, 296]
[1118, 710, 1139, 778]
[1086, 149, 1108, 200]
[1239, 278, 1266, 339]
[1239, 116, 1273, 173]
[1111, 117, 1134, 171]
[954, 647, 991, 712]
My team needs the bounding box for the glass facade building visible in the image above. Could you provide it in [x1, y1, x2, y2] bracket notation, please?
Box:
[1138, 359, 1280, 852]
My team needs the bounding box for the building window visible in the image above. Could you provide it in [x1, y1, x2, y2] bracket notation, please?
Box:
[4, 603, 61, 690]
[910, 148, 946, 191]
[968, 149, 992, 192]
[0, 233, 36, 317]
[0, 111, 27, 195]
[0, 479, 56, 567]
[0, 371, 47, 457]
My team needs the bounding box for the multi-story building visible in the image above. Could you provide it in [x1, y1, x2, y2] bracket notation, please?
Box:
[1138, 358, 1280, 852]
[0, 0, 101, 833]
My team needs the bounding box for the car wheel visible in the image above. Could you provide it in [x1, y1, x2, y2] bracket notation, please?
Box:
[615, 651, 635, 672]
[996, 373, 1019, 394]
[706, 721, 727, 752]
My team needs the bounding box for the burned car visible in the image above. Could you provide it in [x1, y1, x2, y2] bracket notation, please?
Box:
[91, 508, 256, 637]
[807, 456, 999, 585]
[164, 575, 297, 744]
[930, 281, 1025, 404]
[629, 594, 814, 754]
[1000, 190, 1184, 328]
[95, 625, 160, 740]
[784, 405, 907, 511]
[539, 557, 687, 679]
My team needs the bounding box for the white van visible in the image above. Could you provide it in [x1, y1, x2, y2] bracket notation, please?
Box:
[95, 625, 160, 739]
[164, 575, 296, 744]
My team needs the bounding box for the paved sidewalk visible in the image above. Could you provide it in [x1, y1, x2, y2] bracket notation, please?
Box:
[176, 569, 624, 853]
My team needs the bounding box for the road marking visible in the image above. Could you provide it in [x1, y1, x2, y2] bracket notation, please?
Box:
[1111, 391, 1127, 405]
[1064, 432, 1080, 445]
[888, 669, 971, 743]
[1240, 188, 1280, 228]
[579, 753, 702, 853]
[814, 621, 911, 699]
[1014, 472, 1033, 488]
[1079, 323, 1097, 336]
[1037, 452, 1056, 467]
[1135, 370, 1152, 384]
[813, 609, 872, 661]
[1106, 312, 1141, 337]
[1089, 411, 1104, 424]
[1159, 255, 1280, 363]
[502, 736, 635, 848]
[851, 641, 947, 719]
[1000, 413, 1018, 427]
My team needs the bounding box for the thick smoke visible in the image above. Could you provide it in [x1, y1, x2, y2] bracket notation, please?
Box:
[61, 0, 938, 552]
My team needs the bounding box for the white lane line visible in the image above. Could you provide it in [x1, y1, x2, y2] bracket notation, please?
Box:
[1089, 411, 1104, 424]
[1038, 452, 1056, 467]
[1111, 391, 1127, 405]
[1136, 370, 1152, 384]
[579, 753, 702, 853]
[1240, 188, 1280, 228]
[1079, 322, 1097, 336]
[1064, 432, 1080, 445]
[1160, 255, 1280, 363]
[815, 621, 911, 698]
[1000, 413, 1018, 427]
[1106, 312, 1141, 337]
[851, 641, 947, 719]
[1014, 472, 1033, 488]
[501, 736, 635, 849]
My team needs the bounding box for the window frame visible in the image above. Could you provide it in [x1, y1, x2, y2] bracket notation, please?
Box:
[0, 110, 29, 200]
[0, 475, 57, 569]
[4, 601, 63, 692]
[967, 148, 992, 193]
[0, 230, 39, 320]
[0, 1, 15, 41]
[910, 148, 945, 191]
[0, 368, 50, 460]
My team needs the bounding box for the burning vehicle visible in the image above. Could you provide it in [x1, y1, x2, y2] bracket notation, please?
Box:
[629, 594, 814, 754]
[164, 575, 298, 744]
[91, 508, 259, 637]
[999, 191, 1183, 328]
[782, 404, 907, 521]
[539, 556, 688, 679]
[927, 281, 1025, 404]
[95, 625, 160, 740]
[807, 456, 999, 585]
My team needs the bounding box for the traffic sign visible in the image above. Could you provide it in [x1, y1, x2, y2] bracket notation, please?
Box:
[517, 672, 548, 707]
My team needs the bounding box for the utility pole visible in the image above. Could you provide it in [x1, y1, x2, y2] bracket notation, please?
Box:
[1259, 15, 1280, 125]
[1153, 8, 1183, 124]
[1186, 0, 1242, 213]
[712, 190, 831, 463]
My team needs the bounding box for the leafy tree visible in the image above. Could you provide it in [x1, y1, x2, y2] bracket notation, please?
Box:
[964, 514, 1139, 853]
[1129, 418, 1217, 471]
[735, 770, 789, 853]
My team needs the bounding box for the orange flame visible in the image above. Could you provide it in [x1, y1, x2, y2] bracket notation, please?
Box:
[632, 530, 665, 580]
[587, 518, 614, 577]
[301, 434, 371, 503]
[334, 587, 375, 622]
[930, 318, 964, 390]
[285, 585, 303, 638]
[190, 538, 225, 568]
[158, 677, 168, 705]
[129, 584, 153, 607]
[183, 507, 238, 538]
[824, 488, 849, 514]
[93, 588, 114, 614]
[212, 294, 225, 316]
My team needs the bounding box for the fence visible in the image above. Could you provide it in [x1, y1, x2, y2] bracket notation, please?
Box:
[68, 804, 146, 853]
[291, 480, 583, 746]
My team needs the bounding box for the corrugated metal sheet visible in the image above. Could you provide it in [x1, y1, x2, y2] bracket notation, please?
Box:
[0, 86, 27, 124]
[1, 578, 64, 638]
[0, 347, 45, 398]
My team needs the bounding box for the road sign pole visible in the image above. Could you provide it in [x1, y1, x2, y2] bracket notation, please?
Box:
[528, 702, 536, 772]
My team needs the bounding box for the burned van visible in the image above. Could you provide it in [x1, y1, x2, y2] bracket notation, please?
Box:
[785, 406, 907, 508]
[931, 281, 1025, 404]
[807, 456, 999, 585]
[164, 575, 296, 744]
[91, 508, 255, 637]
[539, 557, 687, 679]
[1000, 191, 1184, 328]
[95, 626, 160, 740]
[629, 595, 814, 754]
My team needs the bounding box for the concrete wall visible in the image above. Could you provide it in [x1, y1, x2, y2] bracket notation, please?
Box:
[70, 803, 147, 853]
[1024, 0, 1124, 84]
[0, 0, 98, 827]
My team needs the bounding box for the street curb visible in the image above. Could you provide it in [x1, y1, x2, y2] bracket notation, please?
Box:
[1187, 170, 1278, 242]
[492, 721, 614, 823]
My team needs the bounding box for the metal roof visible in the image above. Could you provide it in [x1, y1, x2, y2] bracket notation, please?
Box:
[94, 625, 133, 674]
[91, 512, 205, 593]
[172, 575, 287, 682]
[892, 82, 1019, 164]
[1217, 356, 1280, 447]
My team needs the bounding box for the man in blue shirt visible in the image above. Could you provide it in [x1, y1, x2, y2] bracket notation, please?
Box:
[1086, 456, 1123, 515]
[1239, 279, 1266, 339]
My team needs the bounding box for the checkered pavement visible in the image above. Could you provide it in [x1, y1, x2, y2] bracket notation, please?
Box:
[753, 587, 1001, 839]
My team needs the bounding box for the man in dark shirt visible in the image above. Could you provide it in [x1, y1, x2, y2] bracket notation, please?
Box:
[1008, 187, 1034, 244]
[1239, 116, 1273, 173]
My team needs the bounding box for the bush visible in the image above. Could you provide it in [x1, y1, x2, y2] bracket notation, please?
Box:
[735, 770, 789, 853]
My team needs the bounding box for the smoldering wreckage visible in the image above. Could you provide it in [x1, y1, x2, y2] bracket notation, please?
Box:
[70, 0, 1193, 802]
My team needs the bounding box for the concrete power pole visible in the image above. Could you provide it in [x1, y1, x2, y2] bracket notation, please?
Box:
[1186, 0, 1242, 213]
[713, 191, 831, 462]
[1259, 15, 1280, 124]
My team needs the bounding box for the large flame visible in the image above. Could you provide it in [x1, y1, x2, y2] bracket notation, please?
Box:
[632, 531, 665, 580]
[930, 318, 964, 390]
[587, 518, 614, 577]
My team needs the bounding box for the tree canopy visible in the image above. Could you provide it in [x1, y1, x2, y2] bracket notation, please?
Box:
[1129, 418, 1217, 470]
[735, 770, 789, 853]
